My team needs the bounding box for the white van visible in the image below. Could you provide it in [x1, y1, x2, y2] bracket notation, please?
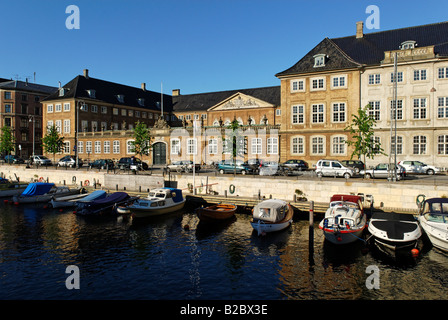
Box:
[315, 159, 354, 179]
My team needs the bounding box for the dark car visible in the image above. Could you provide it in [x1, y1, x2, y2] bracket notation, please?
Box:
[118, 157, 149, 171]
[340, 160, 365, 174]
[283, 159, 309, 171]
[217, 160, 252, 175]
[4, 155, 25, 164]
[89, 159, 115, 169]
[247, 159, 262, 172]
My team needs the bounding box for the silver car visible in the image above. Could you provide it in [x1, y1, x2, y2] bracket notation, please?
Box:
[315, 159, 354, 179]
[398, 160, 441, 175]
[361, 163, 406, 180]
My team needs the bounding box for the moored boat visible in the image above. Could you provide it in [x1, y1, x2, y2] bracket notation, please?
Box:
[76, 192, 133, 216]
[368, 212, 421, 254]
[251, 199, 294, 236]
[196, 203, 237, 222]
[118, 188, 185, 218]
[0, 178, 29, 197]
[418, 197, 448, 252]
[12, 182, 82, 204]
[50, 190, 106, 208]
[319, 194, 367, 245]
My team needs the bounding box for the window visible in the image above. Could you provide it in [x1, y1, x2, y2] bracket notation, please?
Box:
[438, 97, 448, 118]
[127, 140, 135, 154]
[267, 137, 278, 155]
[413, 98, 427, 119]
[291, 79, 305, 92]
[332, 103, 346, 122]
[312, 104, 324, 123]
[401, 40, 416, 49]
[47, 120, 53, 131]
[390, 100, 403, 120]
[138, 98, 145, 106]
[291, 137, 304, 154]
[208, 139, 218, 155]
[391, 72, 403, 83]
[64, 141, 70, 154]
[87, 90, 96, 98]
[101, 106, 107, 114]
[438, 135, 448, 155]
[113, 141, 120, 154]
[63, 120, 70, 133]
[91, 105, 98, 113]
[368, 74, 381, 85]
[81, 120, 88, 132]
[5, 104, 11, 113]
[251, 138, 262, 155]
[55, 104, 62, 112]
[185, 115, 191, 121]
[332, 136, 345, 154]
[4, 118, 11, 127]
[414, 70, 427, 81]
[86, 141, 92, 154]
[21, 132, 28, 142]
[135, 111, 140, 118]
[413, 136, 426, 154]
[391, 136, 403, 155]
[117, 95, 125, 103]
[113, 108, 119, 115]
[47, 104, 53, 113]
[438, 67, 448, 79]
[121, 109, 127, 116]
[4, 92, 11, 99]
[311, 77, 325, 90]
[187, 138, 197, 155]
[311, 136, 324, 154]
[276, 109, 281, 116]
[292, 105, 304, 124]
[55, 120, 62, 133]
[194, 114, 199, 120]
[91, 121, 98, 132]
[78, 141, 83, 154]
[104, 141, 110, 154]
[64, 103, 70, 111]
[368, 101, 381, 121]
[101, 122, 107, 131]
[369, 136, 381, 154]
[128, 110, 133, 117]
[313, 54, 326, 67]
[148, 113, 153, 119]
[80, 103, 88, 111]
[142, 112, 147, 118]
[332, 75, 346, 88]
[171, 139, 180, 154]
[95, 141, 101, 154]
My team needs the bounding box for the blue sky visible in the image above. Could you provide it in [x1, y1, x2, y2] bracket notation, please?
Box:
[1, 0, 448, 95]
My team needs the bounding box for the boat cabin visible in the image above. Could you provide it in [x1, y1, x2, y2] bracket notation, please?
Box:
[139, 188, 184, 208]
[253, 199, 289, 223]
[420, 198, 448, 223]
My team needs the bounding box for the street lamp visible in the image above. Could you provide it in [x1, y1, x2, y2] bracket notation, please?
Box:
[76, 100, 85, 169]
[28, 115, 35, 158]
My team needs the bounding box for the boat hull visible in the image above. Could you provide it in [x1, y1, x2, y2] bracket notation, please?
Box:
[0, 184, 29, 197]
[13, 188, 81, 204]
[319, 224, 366, 245]
[419, 215, 448, 252]
[251, 203, 294, 236]
[196, 204, 237, 222]
[50, 193, 90, 208]
[129, 200, 186, 218]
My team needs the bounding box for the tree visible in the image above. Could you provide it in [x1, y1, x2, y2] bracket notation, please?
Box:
[344, 104, 386, 169]
[222, 118, 246, 175]
[0, 126, 15, 159]
[131, 121, 152, 159]
[42, 125, 64, 163]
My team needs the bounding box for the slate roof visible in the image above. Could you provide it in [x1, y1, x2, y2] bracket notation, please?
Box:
[0, 79, 57, 95]
[172, 86, 280, 112]
[277, 21, 448, 77]
[43, 75, 172, 112]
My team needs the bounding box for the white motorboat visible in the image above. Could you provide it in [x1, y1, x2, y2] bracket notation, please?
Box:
[49, 190, 106, 208]
[251, 199, 294, 236]
[418, 198, 448, 252]
[368, 212, 421, 253]
[117, 188, 185, 218]
[12, 182, 82, 204]
[319, 194, 367, 244]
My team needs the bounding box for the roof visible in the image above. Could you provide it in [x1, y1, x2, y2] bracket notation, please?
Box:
[172, 86, 280, 112]
[277, 21, 448, 77]
[43, 75, 172, 112]
[0, 80, 57, 95]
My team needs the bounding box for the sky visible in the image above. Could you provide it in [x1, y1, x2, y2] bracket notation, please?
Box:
[1, 0, 448, 95]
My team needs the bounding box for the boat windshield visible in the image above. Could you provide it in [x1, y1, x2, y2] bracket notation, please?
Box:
[330, 201, 359, 209]
[423, 201, 448, 214]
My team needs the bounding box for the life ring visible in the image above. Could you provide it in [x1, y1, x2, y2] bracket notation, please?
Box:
[229, 184, 236, 194]
[72, 176, 77, 183]
[84, 180, 90, 187]
[416, 194, 426, 206]
[38, 177, 44, 182]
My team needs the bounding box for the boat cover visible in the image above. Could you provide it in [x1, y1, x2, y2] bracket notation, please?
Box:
[370, 212, 418, 240]
[20, 182, 55, 197]
[253, 199, 288, 222]
[164, 188, 183, 203]
[87, 192, 129, 208]
[78, 190, 107, 202]
[330, 194, 362, 204]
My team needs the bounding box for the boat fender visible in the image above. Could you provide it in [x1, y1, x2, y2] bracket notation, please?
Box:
[229, 184, 236, 194]
[416, 194, 426, 206]
[38, 177, 44, 182]
[84, 180, 90, 187]
[72, 176, 76, 183]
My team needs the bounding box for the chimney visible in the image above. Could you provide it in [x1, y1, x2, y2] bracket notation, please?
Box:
[141, 82, 146, 91]
[356, 21, 364, 39]
[83, 69, 89, 78]
[172, 89, 180, 96]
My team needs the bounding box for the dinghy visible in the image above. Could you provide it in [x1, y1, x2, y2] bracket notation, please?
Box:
[418, 198, 448, 252]
[251, 199, 294, 236]
[319, 194, 367, 244]
[196, 203, 237, 222]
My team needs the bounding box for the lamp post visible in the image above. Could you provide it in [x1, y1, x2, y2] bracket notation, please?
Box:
[28, 115, 35, 158]
[76, 100, 85, 169]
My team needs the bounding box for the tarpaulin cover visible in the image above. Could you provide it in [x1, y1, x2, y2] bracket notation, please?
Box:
[20, 183, 55, 197]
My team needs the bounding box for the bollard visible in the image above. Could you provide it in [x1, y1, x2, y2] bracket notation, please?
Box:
[139, 186, 141, 192]
[116, 184, 118, 191]
[225, 190, 227, 198]
[309, 201, 315, 267]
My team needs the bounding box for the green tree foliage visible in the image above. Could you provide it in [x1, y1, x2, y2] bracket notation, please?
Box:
[0, 126, 15, 157]
[131, 121, 152, 159]
[42, 125, 64, 162]
[222, 118, 246, 175]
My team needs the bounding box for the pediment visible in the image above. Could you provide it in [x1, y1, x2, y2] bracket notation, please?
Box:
[208, 92, 274, 111]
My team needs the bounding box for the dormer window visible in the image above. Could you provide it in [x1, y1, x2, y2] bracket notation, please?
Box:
[86, 89, 96, 98]
[59, 88, 66, 97]
[138, 98, 145, 106]
[313, 54, 326, 67]
[116, 94, 125, 103]
[401, 40, 417, 50]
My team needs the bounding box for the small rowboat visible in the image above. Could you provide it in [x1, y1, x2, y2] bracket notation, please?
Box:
[196, 203, 237, 222]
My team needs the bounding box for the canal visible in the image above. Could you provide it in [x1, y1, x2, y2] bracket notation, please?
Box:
[0, 202, 447, 301]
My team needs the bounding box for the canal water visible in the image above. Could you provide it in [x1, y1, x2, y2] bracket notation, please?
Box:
[0, 202, 447, 301]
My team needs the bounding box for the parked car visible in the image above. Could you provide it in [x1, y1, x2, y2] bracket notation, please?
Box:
[4, 155, 25, 164]
[340, 160, 365, 174]
[283, 159, 309, 171]
[118, 157, 149, 171]
[89, 159, 115, 169]
[217, 160, 252, 175]
[57, 155, 83, 168]
[315, 159, 354, 179]
[398, 160, 441, 175]
[29, 155, 52, 166]
[247, 159, 262, 172]
[361, 163, 406, 180]
[166, 160, 200, 173]
[259, 162, 293, 176]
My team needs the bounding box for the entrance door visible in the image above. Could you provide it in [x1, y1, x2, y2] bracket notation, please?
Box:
[153, 142, 166, 165]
